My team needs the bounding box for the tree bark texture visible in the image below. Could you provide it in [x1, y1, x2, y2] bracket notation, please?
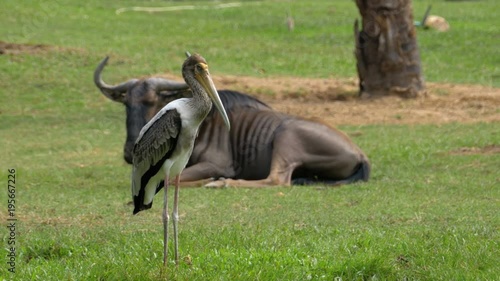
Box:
[354, 0, 425, 98]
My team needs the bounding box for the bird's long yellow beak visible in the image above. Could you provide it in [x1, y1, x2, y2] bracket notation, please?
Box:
[195, 64, 231, 131]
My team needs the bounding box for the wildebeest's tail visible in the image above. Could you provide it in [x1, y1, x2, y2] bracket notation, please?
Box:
[292, 158, 371, 186]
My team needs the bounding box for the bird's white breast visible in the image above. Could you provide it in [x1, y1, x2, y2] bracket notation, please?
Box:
[164, 99, 202, 177]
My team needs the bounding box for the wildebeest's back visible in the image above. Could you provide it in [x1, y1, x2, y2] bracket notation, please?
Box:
[216, 90, 271, 112]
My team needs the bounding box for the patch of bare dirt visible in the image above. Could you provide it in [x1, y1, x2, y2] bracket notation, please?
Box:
[448, 145, 500, 155]
[0, 41, 55, 55]
[159, 73, 500, 126]
[0, 41, 82, 55]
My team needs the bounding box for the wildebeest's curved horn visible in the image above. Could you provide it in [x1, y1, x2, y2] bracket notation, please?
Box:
[94, 56, 138, 103]
[148, 77, 189, 92]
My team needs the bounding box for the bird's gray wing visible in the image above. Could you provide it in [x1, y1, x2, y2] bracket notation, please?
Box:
[131, 108, 181, 207]
[133, 108, 182, 166]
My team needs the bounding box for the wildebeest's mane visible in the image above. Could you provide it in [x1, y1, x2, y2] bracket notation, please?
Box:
[215, 90, 271, 112]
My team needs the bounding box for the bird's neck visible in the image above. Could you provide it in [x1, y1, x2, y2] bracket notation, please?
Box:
[187, 82, 213, 122]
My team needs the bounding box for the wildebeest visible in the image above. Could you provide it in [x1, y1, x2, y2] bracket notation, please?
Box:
[94, 57, 370, 187]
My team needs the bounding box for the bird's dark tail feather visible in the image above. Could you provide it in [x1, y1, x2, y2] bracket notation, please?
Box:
[132, 181, 164, 215]
[291, 159, 371, 186]
[133, 199, 152, 215]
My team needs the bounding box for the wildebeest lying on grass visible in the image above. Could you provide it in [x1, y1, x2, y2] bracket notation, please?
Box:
[94, 56, 370, 187]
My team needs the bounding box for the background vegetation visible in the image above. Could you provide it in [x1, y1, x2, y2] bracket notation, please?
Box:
[1, 0, 498, 280]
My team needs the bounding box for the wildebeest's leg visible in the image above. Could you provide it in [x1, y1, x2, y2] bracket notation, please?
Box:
[161, 178, 214, 188]
[204, 153, 298, 188]
[178, 161, 235, 187]
[178, 178, 217, 188]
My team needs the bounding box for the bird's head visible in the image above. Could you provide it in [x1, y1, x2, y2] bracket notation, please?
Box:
[182, 53, 230, 131]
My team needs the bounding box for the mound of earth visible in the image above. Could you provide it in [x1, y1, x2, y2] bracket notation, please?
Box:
[160, 74, 500, 126]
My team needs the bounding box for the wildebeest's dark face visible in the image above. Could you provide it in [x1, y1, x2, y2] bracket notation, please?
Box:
[93, 57, 191, 164]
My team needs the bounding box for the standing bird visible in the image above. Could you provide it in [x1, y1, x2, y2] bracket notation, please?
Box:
[131, 53, 230, 266]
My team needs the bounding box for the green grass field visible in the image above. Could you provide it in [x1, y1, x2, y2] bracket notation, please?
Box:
[1, 0, 499, 280]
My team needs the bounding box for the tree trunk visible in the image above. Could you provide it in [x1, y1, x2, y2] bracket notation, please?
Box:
[354, 0, 425, 98]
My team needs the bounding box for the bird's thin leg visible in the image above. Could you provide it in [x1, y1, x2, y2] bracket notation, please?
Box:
[163, 175, 170, 267]
[172, 174, 181, 265]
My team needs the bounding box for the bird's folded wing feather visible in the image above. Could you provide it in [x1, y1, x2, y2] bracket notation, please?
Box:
[133, 108, 181, 166]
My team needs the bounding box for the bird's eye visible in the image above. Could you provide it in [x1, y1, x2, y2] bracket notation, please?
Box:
[195, 64, 204, 73]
